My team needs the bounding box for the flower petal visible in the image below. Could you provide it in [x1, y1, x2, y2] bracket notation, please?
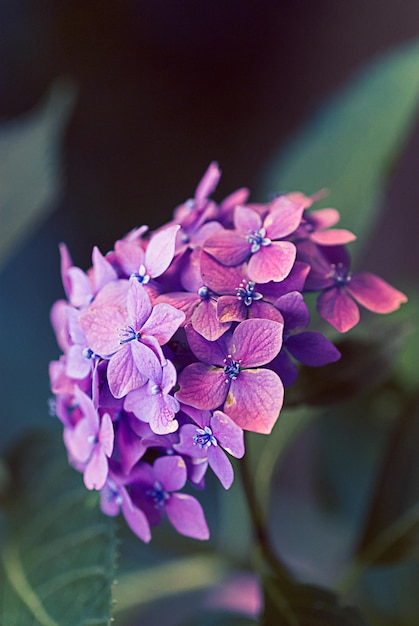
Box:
[247, 241, 296, 283]
[84, 446, 108, 490]
[99, 413, 114, 458]
[204, 230, 250, 266]
[346, 272, 407, 313]
[211, 410, 245, 458]
[317, 287, 360, 332]
[176, 363, 228, 410]
[145, 225, 180, 278]
[141, 303, 185, 345]
[166, 493, 210, 539]
[192, 298, 231, 341]
[208, 446, 234, 489]
[154, 455, 187, 492]
[224, 369, 284, 434]
[232, 318, 283, 367]
[285, 331, 341, 366]
[107, 346, 148, 398]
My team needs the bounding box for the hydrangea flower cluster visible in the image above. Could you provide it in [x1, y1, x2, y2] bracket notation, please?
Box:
[50, 162, 407, 542]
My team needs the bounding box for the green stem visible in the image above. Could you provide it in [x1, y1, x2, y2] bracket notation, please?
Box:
[239, 436, 293, 582]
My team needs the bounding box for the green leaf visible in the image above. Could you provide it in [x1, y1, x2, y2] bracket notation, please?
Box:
[0, 79, 77, 268]
[261, 576, 368, 626]
[0, 430, 116, 626]
[261, 39, 419, 254]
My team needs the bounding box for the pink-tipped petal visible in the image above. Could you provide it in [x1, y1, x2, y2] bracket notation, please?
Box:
[264, 199, 304, 239]
[317, 287, 360, 333]
[195, 161, 221, 204]
[211, 410, 245, 458]
[217, 296, 246, 323]
[204, 230, 250, 266]
[91, 246, 118, 292]
[141, 303, 185, 345]
[234, 206, 262, 234]
[247, 241, 296, 284]
[346, 272, 408, 313]
[176, 363, 228, 410]
[224, 369, 284, 434]
[192, 298, 231, 341]
[232, 318, 283, 367]
[310, 229, 356, 245]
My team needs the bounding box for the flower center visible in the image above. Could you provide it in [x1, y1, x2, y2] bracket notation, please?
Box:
[193, 426, 218, 448]
[147, 481, 170, 509]
[328, 262, 352, 286]
[131, 264, 150, 285]
[246, 227, 271, 253]
[119, 325, 141, 344]
[235, 280, 263, 307]
[223, 355, 241, 381]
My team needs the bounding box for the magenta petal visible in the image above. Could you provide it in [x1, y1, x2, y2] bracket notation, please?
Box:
[176, 363, 228, 410]
[84, 447, 108, 490]
[195, 161, 221, 204]
[286, 331, 341, 366]
[200, 251, 245, 294]
[145, 225, 180, 278]
[310, 229, 356, 245]
[74, 387, 99, 430]
[114, 240, 145, 275]
[165, 493, 210, 539]
[234, 206, 262, 234]
[204, 230, 250, 266]
[264, 198, 304, 239]
[208, 446, 234, 489]
[217, 296, 246, 323]
[155, 292, 198, 324]
[309, 208, 340, 229]
[192, 299, 231, 341]
[107, 346, 148, 398]
[185, 324, 230, 366]
[211, 410, 245, 458]
[174, 424, 208, 457]
[120, 486, 151, 543]
[233, 318, 283, 367]
[141, 303, 185, 345]
[224, 369, 284, 434]
[276, 292, 310, 332]
[117, 419, 148, 474]
[248, 241, 296, 284]
[346, 272, 407, 313]
[127, 278, 153, 328]
[155, 455, 187, 491]
[67, 267, 93, 308]
[317, 287, 360, 332]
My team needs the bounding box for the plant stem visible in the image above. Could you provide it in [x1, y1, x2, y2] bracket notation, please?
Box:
[239, 436, 293, 582]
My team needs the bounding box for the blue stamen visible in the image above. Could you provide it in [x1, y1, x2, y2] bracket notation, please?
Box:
[235, 280, 263, 307]
[82, 347, 95, 359]
[223, 355, 241, 381]
[193, 426, 218, 449]
[246, 228, 271, 253]
[147, 481, 170, 509]
[119, 325, 141, 344]
[198, 286, 210, 299]
[131, 264, 150, 285]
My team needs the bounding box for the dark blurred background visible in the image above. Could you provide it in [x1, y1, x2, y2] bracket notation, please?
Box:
[1, 0, 419, 449]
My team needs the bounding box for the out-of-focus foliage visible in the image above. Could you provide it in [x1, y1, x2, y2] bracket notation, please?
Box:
[0, 430, 116, 626]
[0, 79, 77, 268]
[261, 39, 419, 259]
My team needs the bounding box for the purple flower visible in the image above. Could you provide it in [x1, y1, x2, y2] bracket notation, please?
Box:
[114, 224, 180, 288]
[294, 208, 356, 246]
[129, 456, 210, 540]
[100, 471, 151, 543]
[204, 197, 304, 283]
[299, 243, 408, 332]
[174, 408, 244, 489]
[80, 278, 185, 397]
[176, 319, 284, 434]
[64, 387, 114, 490]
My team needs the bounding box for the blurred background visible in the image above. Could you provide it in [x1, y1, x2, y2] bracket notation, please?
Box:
[1, 0, 419, 448]
[2, 3, 419, 624]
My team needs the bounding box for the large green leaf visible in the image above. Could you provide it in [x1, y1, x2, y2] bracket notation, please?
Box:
[0, 430, 116, 626]
[261, 39, 419, 255]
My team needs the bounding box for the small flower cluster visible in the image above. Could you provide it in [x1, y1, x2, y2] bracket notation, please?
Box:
[50, 162, 407, 542]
